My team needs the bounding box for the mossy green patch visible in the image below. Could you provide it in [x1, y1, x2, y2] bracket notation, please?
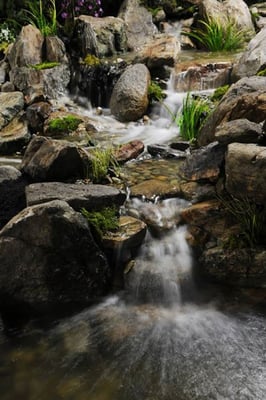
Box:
[48, 115, 83, 134]
[82, 54, 101, 66]
[81, 207, 119, 237]
[211, 85, 230, 102]
[29, 61, 60, 70]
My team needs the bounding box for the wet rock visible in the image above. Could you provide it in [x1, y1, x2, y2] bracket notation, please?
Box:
[180, 181, 216, 203]
[0, 200, 110, 313]
[110, 64, 150, 122]
[225, 142, 266, 204]
[0, 91, 24, 130]
[26, 182, 126, 211]
[26, 101, 52, 133]
[130, 178, 181, 200]
[115, 140, 144, 163]
[180, 142, 225, 183]
[0, 166, 27, 229]
[198, 76, 266, 146]
[0, 115, 31, 155]
[232, 25, 266, 81]
[214, 119, 262, 145]
[118, 0, 158, 51]
[21, 136, 86, 181]
[72, 15, 128, 58]
[147, 143, 187, 159]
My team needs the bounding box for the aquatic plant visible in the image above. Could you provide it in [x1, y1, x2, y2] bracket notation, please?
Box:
[178, 92, 211, 142]
[90, 147, 120, 183]
[81, 206, 119, 237]
[219, 194, 266, 248]
[22, 0, 57, 36]
[48, 115, 82, 134]
[29, 61, 60, 70]
[185, 17, 249, 52]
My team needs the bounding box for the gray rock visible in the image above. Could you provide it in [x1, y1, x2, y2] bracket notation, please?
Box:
[225, 142, 266, 204]
[118, 0, 158, 51]
[110, 63, 150, 122]
[21, 136, 85, 181]
[214, 119, 262, 145]
[26, 182, 126, 210]
[0, 116, 31, 155]
[0, 200, 110, 312]
[198, 76, 266, 146]
[0, 91, 24, 130]
[232, 25, 266, 81]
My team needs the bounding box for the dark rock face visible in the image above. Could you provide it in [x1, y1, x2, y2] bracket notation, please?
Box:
[0, 200, 110, 313]
[0, 166, 27, 229]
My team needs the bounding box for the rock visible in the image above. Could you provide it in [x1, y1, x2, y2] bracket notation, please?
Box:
[180, 142, 225, 183]
[118, 0, 158, 51]
[114, 140, 144, 163]
[147, 143, 187, 159]
[198, 0, 255, 35]
[225, 142, 266, 204]
[0, 115, 31, 155]
[1, 82, 15, 92]
[180, 181, 216, 203]
[26, 101, 52, 133]
[130, 178, 181, 200]
[214, 119, 262, 145]
[0, 91, 24, 130]
[21, 136, 86, 181]
[0, 166, 27, 229]
[232, 25, 266, 81]
[200, 247, 266, 287]
[198, 76, 266, 146]
[26, 182, 126, 210]
[72, 15, 128, 58]
[0, 200, 110, 313]
[135, 34, 180, 69]
[7, 25, 43, 68]
[45, 36, 69, 63]
[110, 63, 150, 122]
[102, 216, 147, 250]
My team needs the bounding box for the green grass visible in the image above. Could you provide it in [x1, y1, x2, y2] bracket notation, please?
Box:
[184, 17, 249, 52]
[81, 207, 119, 237]
[178, 92, 211, 142]
[148, 80, 166, 104]
[22, 0, 57, 36]
[90, 147, 120, 184]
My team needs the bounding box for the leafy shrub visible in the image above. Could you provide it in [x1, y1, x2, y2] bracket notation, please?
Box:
[178, 92, 211, 142]
[185, 17, 249, 52]
[59, 0, 103, 20]
[81, 206, 119, 237]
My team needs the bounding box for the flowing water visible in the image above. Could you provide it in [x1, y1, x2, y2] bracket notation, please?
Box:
[0, 198, 266, 400]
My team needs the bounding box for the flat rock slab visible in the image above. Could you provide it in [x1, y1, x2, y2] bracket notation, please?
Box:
[26, 182, 126, 211]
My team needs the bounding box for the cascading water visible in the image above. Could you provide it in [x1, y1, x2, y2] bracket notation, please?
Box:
[0, 198, 266, 400]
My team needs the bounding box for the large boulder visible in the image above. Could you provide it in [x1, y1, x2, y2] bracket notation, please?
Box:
[214, 119, 262, 145]
[232, 26, 266, 81]
[110, 63, 150, 122]
[21, 136, 86, 181]
[26, 182, 126, 210]
[118, 0, 158, 51]
[0, 91, 25, 130]
[0, 200, 110, 313]
[72, 15, 128, 58]
[225, 142, 266, 204]
[0, 166, 27, 229]
[198, 76, 266, 146]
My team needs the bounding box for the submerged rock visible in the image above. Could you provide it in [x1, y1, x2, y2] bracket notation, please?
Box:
[0, 200, 110, 313]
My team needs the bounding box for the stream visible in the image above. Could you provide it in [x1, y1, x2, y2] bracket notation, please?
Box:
[1, 55, 266, 400]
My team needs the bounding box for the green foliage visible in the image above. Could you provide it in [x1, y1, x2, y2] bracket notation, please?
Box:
[0, 22, 16, 44]
[48, 115, 82, 134]
[81, 207, 119, 237]
[219, 194, 266, 248]
[82, 54, 101, 66]
[22, 0, 57, 36]
[185, 17, 249, 52]
[178, 92, 211, 142]
[148, 80, 166, 104]
[256, 68, 266, 77]
[29, 61, 60, 70]
[211, 85, 230, 102]
[90, 147, 120, 183]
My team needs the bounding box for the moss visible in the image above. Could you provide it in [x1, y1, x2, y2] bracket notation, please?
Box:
[0, 41, 9, 53]
[82, 54, 101, 66]
[81, 207, 119, 237]
[48, 115, 83, 134]
[211, 85, 230, 102]
[29, 61, 60, 70]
